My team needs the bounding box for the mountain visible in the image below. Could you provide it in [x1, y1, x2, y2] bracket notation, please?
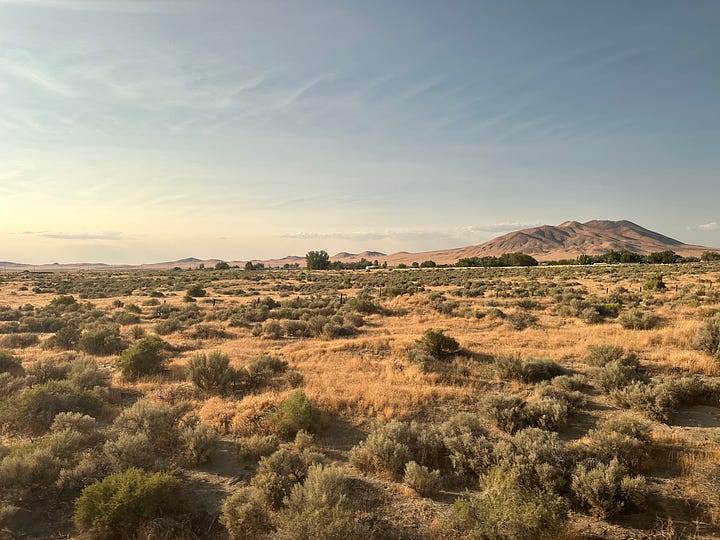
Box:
[0, 221, 716, 271]
[324, 220, 716, 266]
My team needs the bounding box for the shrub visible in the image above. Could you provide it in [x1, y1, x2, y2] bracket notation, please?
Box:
[586, 415, 651, 473]
[267, 390, 320, 438]
[403, 461, 440, 496]
[73, 468, 185, 538]
[237, 434, 280, 463]
[78, 324, 125, 356]
[644, 274, 666, 291]
[484, 395, 527, 434]
[186, 284, 206, 298]
[67, 357, 110, 390]
[610, 381, 675, 422]
[45, 324, 81, 350]
[25, 358, 69, 384]
[262, 320, 284, 339]
[187, 351, 241, 395]
[117, 335, 169, 380]
[496, 355, 564, 383]
[111, 399, 184, 455]
[440, 414, 494, 482]
[593, 359, 645, 393]
[453, 465, 569, 540]
[103, 432, 160, 471]
[349, 420, 444, 477]
[0, 381, 104, 435]
[220, 486, 272, 540]
[0, 351, 23, 376]
[274, 464, 367, 540]
[0, 333, 39, 349]
[619, 309, 662, 330]
[507, 311, 539, 330]
[251, 447, 325, 508]
[191, 323, 228, 340]
[571, 458, 648, 518]
[692, 314, 720, 358]
[585, 344, 627, 367]
[415, 329, 459, 360]
[180, 423, 217, 466]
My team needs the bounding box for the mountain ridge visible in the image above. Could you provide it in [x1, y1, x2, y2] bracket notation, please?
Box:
[1, 220, 717, 270]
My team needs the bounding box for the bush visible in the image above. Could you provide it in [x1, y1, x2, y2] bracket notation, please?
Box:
[610, 381, 677, 422]
[593, 358, 646, 393]
[692, 314, 720, 358]
[221, 487, 272, 540]
[0, 351, 23, 376]
[117, 335, 169, 380]
[507, 311, 539, 330]
[586, 415, 651, 473]
[78, 324, 125, 356]
[73, 468, 185, 538]
[484, 394, 570, 434]
[585, 344, 627, 367]
[251, 447, 325, 508]
[180, 423, 217, 466]
[111, 399, 184, 455]
[403, 461, 440, 496]
[186, 284, 206, 298]
[0, 333, 39, 349]
[619, 309, 662, 330]
[0, 381, 104, 435]
[496, 355, 564, 383]
[25, 358, 69, 384]
[571, 458, 647, 518]
[103, 432, 160, 471]
[190, 323, 228, 340]
[267, 391, 320, 438]
[415, 329, 459, 360]
[237, 434, 280, 463]
[644, 274, 666, 291]
[187, 351, 241, 395]
[67, 357, 110, 390]
[453, 465, 569, 540]
[274, 464, 367, 540]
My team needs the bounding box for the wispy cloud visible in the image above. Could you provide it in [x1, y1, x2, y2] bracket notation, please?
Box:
[699, 222, 719, 231]
[283, 223, 541, 242]
[22, 231, 124, 241]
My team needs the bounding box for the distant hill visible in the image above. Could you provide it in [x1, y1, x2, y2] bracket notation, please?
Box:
[0, 220, 716, 271]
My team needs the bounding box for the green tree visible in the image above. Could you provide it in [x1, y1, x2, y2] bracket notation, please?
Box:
[215, 261, 230, 270]
[306, 250, 330, 270]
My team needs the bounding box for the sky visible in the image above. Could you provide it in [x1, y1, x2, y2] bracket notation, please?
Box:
[0, 0, 718, 264]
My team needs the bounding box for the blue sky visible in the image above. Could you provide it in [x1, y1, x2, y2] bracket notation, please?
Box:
[1, 0, 718, 263]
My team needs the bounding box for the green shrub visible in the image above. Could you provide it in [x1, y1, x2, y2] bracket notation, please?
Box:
[593, 358, 645, 393]
[415, 329, 459, 360]
[67, 357, 110, 390]
[692, 314, 720, 358]
[0, 381, 104, 435]
[0, 351, 23, 376]
[220, 486, 272, 540]
[453, 465, 569, 539]
[274, 464, 367, 540]
[571, 458, 647, 518]
[403, 461, 440, 496]
[496, 355, 564, 383]
[618, 309, 662, 330]
[237, 434, 280, 463]
[117, 335, 169, 380]
[585, 344, 627, 367]
[73, 468, 185, 538]
[507, 311, 539, 330]
[190, 323, 229, 340]
[610, 381, 677, 422]
[0, 333, 39, 349]
[25, 358, 69, 384]
[78, 324, 125, 356]
[180, 423, 217, 466]
[251, 447, 325, 508]
[45, 324, 81, 350]
[484, 395, 527, 434]
[111, 399, 184, 455]
[644, 274, 666, 291]
[186, 284, 206, 298]
[267, 390, 320, 438]
[103, 432, 160, 471]
[586, 415, 651, 473]
[187, 351, 241, 395]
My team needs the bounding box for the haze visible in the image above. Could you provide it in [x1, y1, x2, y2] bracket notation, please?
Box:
[1, 0, 718, 264]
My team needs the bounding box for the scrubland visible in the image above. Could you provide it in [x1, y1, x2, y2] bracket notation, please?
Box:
[0, 263, 719, 539]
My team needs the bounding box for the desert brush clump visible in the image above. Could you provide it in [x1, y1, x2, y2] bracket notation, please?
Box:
[266, 390, 321, 438]
[484, 393, 571, 433]
[117, 335, 170, 380]
[453, 464, 569, 540]
[73, 468, 186, 539]
[618, 308, 662, 330]
[403, 461, 441, 496]
[78, 324, 125, 356]
[585, 414, 652, 473]
[495, 355, 565, 383]
[186, 351, 242, 395]
[692, 313, 720, 358]
[571, 458, 648, 518]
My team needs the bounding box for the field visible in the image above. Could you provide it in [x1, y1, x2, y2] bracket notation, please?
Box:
[1, 263, 720, 539]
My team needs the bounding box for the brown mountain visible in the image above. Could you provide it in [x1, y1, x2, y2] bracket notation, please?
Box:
[323, 220, 715, 266]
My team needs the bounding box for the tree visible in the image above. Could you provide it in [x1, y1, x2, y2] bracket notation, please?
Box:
[215, 261, 230, 270]
[306, 250, 330, 270]
[245, 261, 255, 271]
